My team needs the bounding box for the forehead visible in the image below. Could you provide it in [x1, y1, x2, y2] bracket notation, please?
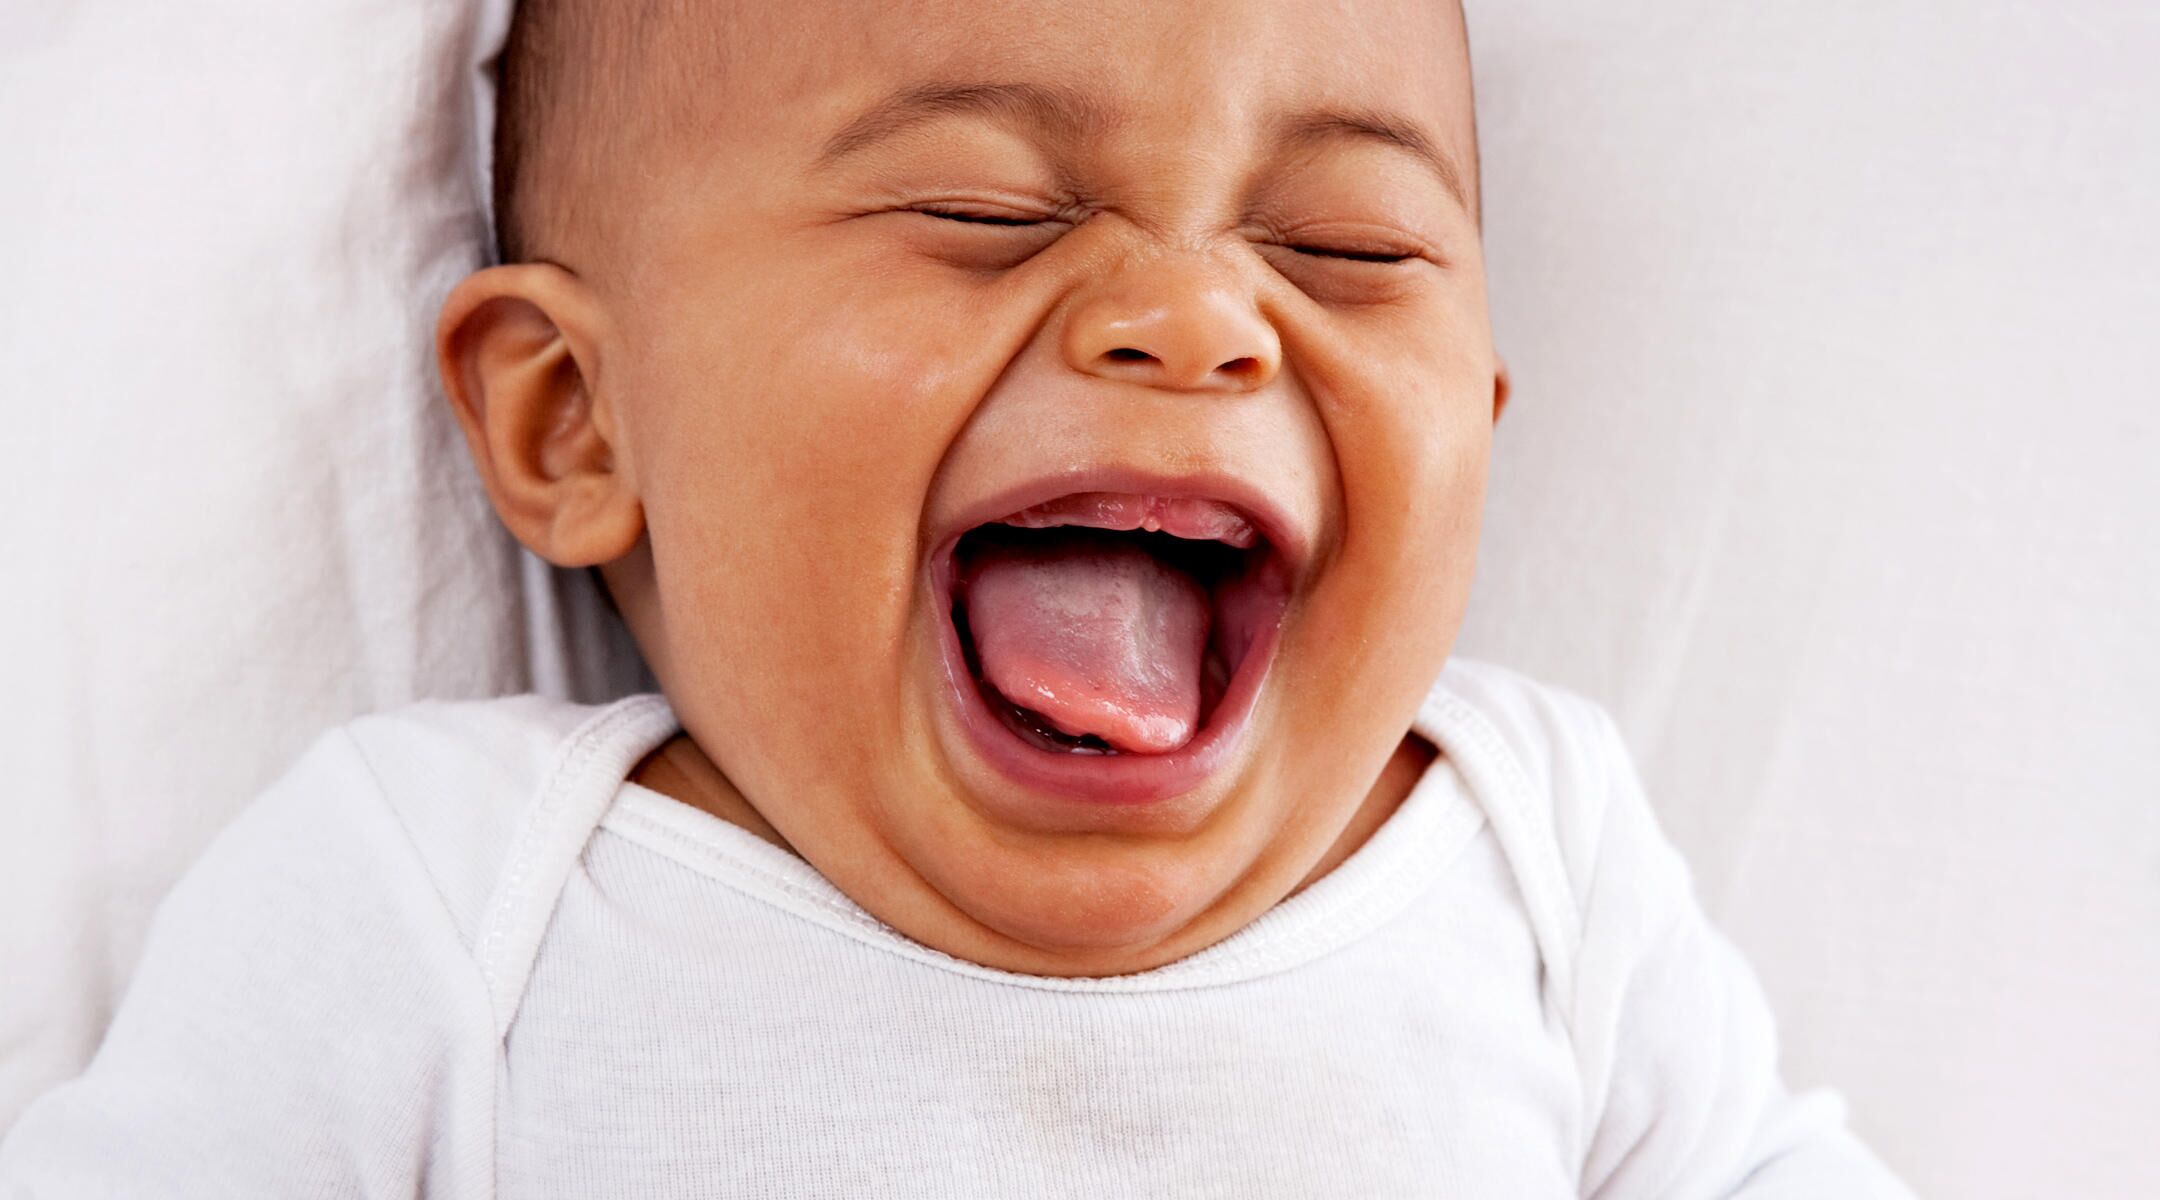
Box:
[698, 0, 1475, 202]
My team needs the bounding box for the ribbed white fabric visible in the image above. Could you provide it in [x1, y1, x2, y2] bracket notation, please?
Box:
[0, 660, 1911, 1198]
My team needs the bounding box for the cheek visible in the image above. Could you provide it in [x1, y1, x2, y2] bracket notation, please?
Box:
[1364, 373, 1491, 641]
[1278, 310, 1494, 731]
[617, 256, 989, 784]
[1336, 310, 1494, 589]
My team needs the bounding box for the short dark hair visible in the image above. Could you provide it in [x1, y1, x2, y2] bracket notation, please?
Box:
[491, 0, 692, 263]
[491, 1, 1479, 262]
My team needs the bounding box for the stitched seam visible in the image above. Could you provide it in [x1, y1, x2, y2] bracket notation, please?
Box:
[475, 697, 669, 1003]
[600, 772, 1486, 995]
[1432, 671, 1606, 1171]
[335, 725, 501, 1197]
[603, 803, 1242, 994]
[1431, 690, 1584, 973]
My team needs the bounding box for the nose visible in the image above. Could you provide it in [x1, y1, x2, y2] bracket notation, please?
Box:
[1060, 253, 1281, 394]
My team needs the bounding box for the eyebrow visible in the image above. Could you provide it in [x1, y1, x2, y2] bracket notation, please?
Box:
[816, 82, 1472, 215]
[1276, 107, 1473, 216]
[816, 81, 1118, 164]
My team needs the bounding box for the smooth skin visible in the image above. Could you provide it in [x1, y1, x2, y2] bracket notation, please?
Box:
[438, 0, 1506, 978]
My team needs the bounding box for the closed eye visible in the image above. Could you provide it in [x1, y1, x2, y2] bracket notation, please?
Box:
[1287, 245, 1417, 264]
[897, 204, 1072, 271]
[915, 207, 1049, 227]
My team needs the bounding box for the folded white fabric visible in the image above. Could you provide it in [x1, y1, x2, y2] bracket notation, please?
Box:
[0, 0, 643, 1127]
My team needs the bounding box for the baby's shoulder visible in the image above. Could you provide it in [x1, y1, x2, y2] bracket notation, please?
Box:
[1423, 659, 1646, 927]
[342, 693, 675, 946]
[1429, 658, 1625, 778]
[228, 693, 662, 953]
[337, 693, 625, 826]
[1428, 658, 1634, 814]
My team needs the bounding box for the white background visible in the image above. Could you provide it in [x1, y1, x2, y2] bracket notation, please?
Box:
[1460, 4, 2159, 1196]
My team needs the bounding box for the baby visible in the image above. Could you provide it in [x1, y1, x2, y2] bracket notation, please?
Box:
[2, 0, 1915, 1195]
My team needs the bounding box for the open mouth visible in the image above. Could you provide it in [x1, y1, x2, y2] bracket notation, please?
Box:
[931, 490, 1295, 805]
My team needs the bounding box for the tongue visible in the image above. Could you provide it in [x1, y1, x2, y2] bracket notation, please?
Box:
[963, 534, 1211, 754]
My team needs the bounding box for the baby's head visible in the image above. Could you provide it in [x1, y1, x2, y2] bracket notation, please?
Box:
[439, 0, 1505, 976]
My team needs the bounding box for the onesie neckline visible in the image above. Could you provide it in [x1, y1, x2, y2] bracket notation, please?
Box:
[589, 687, 1494, 992]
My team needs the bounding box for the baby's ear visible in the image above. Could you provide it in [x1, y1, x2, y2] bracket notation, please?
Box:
[1491, 356, 1511, 423]
[436, 265, 642, 567]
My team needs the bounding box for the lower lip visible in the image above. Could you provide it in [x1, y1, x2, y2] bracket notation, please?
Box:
[927, 547, 1282, 807]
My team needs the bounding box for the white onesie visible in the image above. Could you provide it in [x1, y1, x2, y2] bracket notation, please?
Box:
[0, 659, 1912, 1198]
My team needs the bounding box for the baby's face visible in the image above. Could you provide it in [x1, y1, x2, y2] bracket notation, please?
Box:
[544, 0, 1495, 974]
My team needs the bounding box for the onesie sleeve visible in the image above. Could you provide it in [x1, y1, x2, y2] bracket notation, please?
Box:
[1558, 704, 1915, 1200]
[0, 729, 496, 1198]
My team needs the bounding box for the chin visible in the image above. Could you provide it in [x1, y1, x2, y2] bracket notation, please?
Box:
[923, 835, 1253, 975]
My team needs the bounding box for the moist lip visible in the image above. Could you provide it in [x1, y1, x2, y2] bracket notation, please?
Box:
[928, 492, 1294, 806]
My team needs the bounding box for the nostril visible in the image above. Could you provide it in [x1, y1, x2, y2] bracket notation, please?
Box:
[1091, 347, 1267, 388]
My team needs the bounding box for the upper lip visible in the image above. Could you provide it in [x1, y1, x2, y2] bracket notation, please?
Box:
[924, 466, 1315, 577]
